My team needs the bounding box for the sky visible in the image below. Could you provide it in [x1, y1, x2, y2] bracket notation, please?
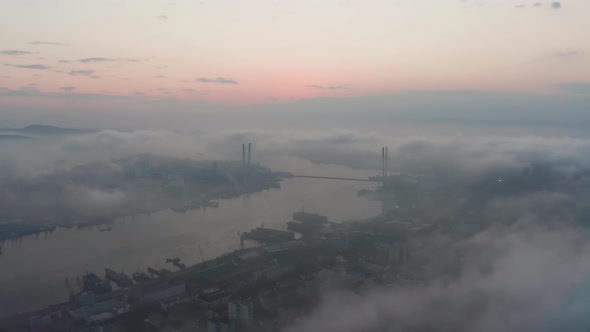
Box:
[1, 0, 589, 129]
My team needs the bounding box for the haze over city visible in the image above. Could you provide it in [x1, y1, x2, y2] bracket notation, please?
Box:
[1, 1, 590, 332]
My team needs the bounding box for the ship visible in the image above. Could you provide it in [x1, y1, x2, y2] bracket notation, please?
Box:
[159, 268, 172, 276]
[288, 211, 328, 233]
[132, 272, 152, 283]
[173, 260, 186, 269]
[104, 268, 133, 288]
[203, 200, 219, 208]
[287, 220, 319, 233]
[147, 267, 161, 277]
[82, 272, 112, 295]
[243, 226, 295, 243]
[292, 211, 328, 224]
[166, 257, 186, 269]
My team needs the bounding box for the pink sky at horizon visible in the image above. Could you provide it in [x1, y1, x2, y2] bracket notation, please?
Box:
[1, 0, 589, 107]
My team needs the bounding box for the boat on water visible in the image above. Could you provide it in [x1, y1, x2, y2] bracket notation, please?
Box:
[132, 272, 152, 282]
[166, 257, 181, 263]
[292, 211, 328, 224]
[204, 200, 219, 208]
[82, 273, 112, 294]
[147, 267, 161, 277]
[243, 226, 295, 243]
[104, 268, 133, 288]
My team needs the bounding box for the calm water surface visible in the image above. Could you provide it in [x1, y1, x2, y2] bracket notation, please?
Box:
[0, 166, 380, 316]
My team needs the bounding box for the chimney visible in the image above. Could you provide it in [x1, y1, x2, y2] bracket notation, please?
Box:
[385, 146, 388, 178]
[381, 146, 385, 177]
[248, 143, 251, 166]
[242, 144, 246, 167]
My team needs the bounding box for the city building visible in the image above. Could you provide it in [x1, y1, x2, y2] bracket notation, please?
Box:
[197, 289, 231, 310]
[228, 299, 254, 324]
[375, 242, 407, 266]
[207, 318, 235, 332]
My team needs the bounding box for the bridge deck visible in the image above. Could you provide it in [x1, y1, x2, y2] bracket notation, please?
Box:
[291, 175, 378, 182]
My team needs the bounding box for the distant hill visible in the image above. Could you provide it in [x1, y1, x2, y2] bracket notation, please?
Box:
[0, 124, 98, 135]
[0, 134, 32, 140]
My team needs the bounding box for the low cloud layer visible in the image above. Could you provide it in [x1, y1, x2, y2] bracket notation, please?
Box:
[69, 69, 95, 76]
[558, 83, 590, 95]
[4, 63, 50, 70]
[30, 41, 66, 46]
[286, 222, 590, 332]
[196, 77, 238, 84]
[0, 86, 130, 100]
[0, 50, 32, 56]
[554, 49, 583, 58]
[307, 84, 348, 90]
[78, 57, 139, 63]
[60, 86, 76, 92]
[5, 127, 590, 183]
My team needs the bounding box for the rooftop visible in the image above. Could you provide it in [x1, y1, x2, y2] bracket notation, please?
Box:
[198, 289, 229, 303]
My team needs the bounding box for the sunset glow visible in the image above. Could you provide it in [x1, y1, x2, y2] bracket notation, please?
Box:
[1, 0, 589, 109]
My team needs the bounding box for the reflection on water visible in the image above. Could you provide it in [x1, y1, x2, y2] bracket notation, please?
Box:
[0, 172, 380, 316]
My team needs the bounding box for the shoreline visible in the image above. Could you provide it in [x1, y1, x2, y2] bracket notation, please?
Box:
[0, 177, 285, 243]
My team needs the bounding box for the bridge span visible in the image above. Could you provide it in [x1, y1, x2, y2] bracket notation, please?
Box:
[291, 175, 379, 182]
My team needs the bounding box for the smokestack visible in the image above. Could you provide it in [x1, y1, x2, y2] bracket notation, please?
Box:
[381, 146, 385, 177]
[385, 146, 388, 177]
[248, 143, 251, 166]
[242, 144, 246, 167]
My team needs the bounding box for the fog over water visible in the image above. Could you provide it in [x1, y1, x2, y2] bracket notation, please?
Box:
[0, 162, 380, 317]
[3, 121, 590, 330]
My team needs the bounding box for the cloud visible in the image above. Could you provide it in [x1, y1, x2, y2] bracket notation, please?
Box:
[60, 86, 76, 92]
[0, 50, 33, 56]
[533, 2, 543, 7]
[286, 222, 590, 332]
[79, 57, 114, 63]
[307, 84, 349, 90]
[69, 69, 96, 76]
[157, 15, 168, 21]
[554, 49, 583, 58]
[58, 60, 71, 64]
[30, 41, 66, 46]
[0, 86, 132, 100]
[196, 77, 238, 84]
[78, 57, 140, 63]
[551, 1, 561, 9]
[4, 63, 50, 70]
[558, 83, 590, 95]
[181, 88, 207, 95]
